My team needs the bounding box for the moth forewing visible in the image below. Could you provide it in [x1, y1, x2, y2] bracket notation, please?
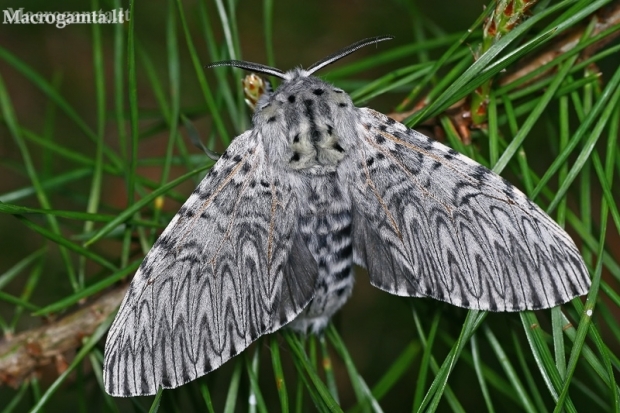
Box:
[348, 108, 589, 310]
[104, 133, 317, 396]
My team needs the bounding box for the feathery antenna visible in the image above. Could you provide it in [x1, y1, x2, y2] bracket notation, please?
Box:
[206, 35, 394, 77]
[306, 35, 394, 74]
[205, 60, 286, 79]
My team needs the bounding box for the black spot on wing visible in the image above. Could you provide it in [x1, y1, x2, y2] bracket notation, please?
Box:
[471, 165, 490, 181]
[156, 234, 174, 251]
[502, 178, 517, 200]
[458, 193, 478, 206]
[139, 256, 150, 271]
[198, 190, 212, 200]
[453, 180, 470, 193]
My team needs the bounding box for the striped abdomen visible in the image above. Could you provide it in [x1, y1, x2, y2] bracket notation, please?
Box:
[288, 174, 353, 333]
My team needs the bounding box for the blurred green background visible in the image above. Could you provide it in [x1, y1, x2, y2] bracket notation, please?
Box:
[1, 0, 620, 412]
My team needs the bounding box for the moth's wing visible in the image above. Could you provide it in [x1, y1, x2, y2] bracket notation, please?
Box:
[347, 108, 590, 311]
[104, 131, 318, 397]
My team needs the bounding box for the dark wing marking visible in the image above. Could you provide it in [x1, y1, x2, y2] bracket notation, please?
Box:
[104, 131, 318, 396]
[348, 108, 590, 311]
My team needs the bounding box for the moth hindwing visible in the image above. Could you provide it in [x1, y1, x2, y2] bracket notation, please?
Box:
[103, 36, 590, 397]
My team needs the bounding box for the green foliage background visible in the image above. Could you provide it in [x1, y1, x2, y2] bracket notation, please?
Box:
[0, 0, 619, 411]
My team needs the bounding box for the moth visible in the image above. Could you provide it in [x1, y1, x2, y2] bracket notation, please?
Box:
[104, 36, 590, 397]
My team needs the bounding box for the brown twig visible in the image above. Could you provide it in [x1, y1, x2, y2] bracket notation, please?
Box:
[389, 1, 620, 143]
[470, 0, 539, 126]
[0, 285, 127, 388]
[500, 1, 620, 86]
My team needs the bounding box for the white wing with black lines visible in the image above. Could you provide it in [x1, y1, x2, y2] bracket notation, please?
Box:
[103, 131, 318, 396]
[346, 108, 589, 311]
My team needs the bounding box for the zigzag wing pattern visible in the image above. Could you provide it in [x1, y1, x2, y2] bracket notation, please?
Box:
[104, 131, 318, 397]
[348, 108, 590, 311]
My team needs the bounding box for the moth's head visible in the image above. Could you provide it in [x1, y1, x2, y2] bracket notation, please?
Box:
[252, 73, 352, 117]
[206, 36, 393, 163]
